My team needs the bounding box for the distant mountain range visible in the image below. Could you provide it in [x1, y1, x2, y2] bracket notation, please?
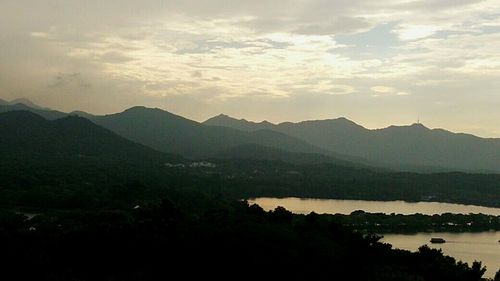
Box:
[0, 103, 67, 120]
[0, 101, 344, 161]
[0, 110, 180, 164]
[204, 114, 500, 173]
[89, 106, 339, 159]
[2, 98, 500, 173]
[0, 98, 49, 110]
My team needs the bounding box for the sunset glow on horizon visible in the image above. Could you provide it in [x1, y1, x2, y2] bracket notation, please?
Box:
[2, 0, 500, 136]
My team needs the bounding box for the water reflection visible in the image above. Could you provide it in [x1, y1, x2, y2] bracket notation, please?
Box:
[383, 232, 500, 278]
[248, 197, 500, 216]
[248, 197, 500, 278]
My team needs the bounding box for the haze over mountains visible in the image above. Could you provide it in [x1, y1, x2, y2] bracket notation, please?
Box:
[0, 110, 179, 164]
[1, 100, 347, 163]
[3, 98, 500, 173]
[204, 114, 500, 173]
[0, 102, 67, 120]
[0, 98, 49, 110]
[87, 106, 331, 160]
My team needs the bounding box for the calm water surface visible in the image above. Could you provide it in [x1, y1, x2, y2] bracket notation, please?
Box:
[383, 232, 500, 278]
[248, 197, 500, 215]
[248, 197, 500, 278]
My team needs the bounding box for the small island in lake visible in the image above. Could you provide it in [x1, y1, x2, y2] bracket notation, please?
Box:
[430, 238, 446, 244]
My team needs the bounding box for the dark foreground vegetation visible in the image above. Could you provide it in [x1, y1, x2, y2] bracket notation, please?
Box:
[0, 196, 495, 281]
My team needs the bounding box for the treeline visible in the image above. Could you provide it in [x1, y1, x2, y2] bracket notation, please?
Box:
[324, 211, 500, 233]
[2, 157, 500, 210]
[0, 197, 494, 281]
[211, 160, 500, 208]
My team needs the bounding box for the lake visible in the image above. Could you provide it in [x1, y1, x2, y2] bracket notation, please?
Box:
[383, 232, 500, 278]
[248, 197, 500, 278]
[247, 197, 500, 216]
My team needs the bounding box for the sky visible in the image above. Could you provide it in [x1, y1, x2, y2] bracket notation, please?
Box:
[1, 0, 500, 137]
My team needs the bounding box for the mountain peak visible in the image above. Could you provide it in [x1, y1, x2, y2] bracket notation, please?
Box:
[121, 106, 180, 118]
[409, 123, 429, 130]
[102, 106, 200, 132]
[204, 114, 276, 132]
[204, 113, 237, 124]
[383, 122, 430, 133]
[69, 110, 94, 119]
[0, 109, 178, 163]
[334, 117, 360, 126]
[207, 113, 238, 122]
[293, 117, 365, 131]
[9, 98, 46, 110]
[124, 106, 150, 112]
[207, 114, 275, 125]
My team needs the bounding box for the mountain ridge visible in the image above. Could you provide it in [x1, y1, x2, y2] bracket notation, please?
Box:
[0, 103, 67, 120]
[0, 110, 181, 163]
[3, 100, 500, 173]
[204, 113, 500, 173]
[87, 106, 340, 160]
[0, 102, 357, 164]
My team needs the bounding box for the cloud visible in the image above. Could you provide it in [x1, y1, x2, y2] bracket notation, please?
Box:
[48, 73, 91, 89]
[395, 25, 440, 41]
[1, 1, 500, 136]
[294, 17, 372, 35]
[371, 85, 410, 97]
[100, 52, 137, 64]
[371, 86, 396, 93]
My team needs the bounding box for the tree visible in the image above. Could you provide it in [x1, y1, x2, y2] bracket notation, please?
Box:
[494, 269, 500, 281]
[269, 206, 293, 223]
[468, 261, 486, 280]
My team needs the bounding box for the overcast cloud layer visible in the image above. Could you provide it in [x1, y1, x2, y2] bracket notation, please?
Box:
[1, 0, 500, 136]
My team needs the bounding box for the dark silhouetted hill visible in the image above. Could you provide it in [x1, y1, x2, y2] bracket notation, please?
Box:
[88, 106, 331, 159]
[0, 110, 180, 163]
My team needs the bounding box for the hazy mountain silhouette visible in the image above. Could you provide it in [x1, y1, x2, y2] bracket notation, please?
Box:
[0, 103, 66, 120]
[8, 98, 47, 110]
[0, 103, 358, 163]
[205, 114, 500, 173]
[0, 110, 180, 163]
[206, 114, 276, 131]
[0, 97, 50, 109]
[4, 101, 500, 172]
[69, 110, 96, 120]
[86, 106, 333, 159]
